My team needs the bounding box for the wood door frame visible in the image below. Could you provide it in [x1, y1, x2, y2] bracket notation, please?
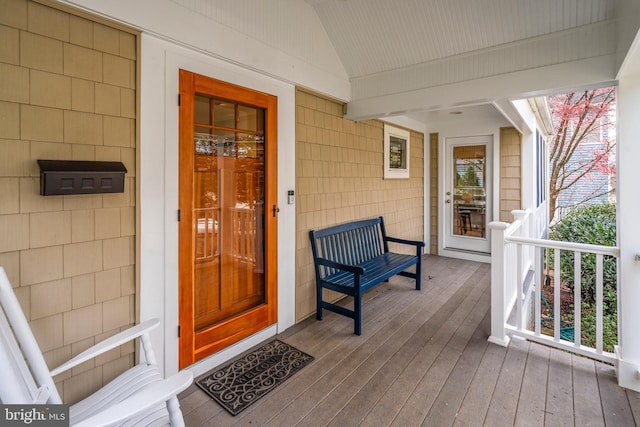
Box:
[178, 69, 278, 368]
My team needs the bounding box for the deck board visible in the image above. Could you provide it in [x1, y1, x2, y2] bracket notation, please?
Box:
[361, 264, 490, 427]
[219, 264, 430, 427]
[627, 389, 640, 425]
[266, 262, 480, 427]
[596, 362, 637, 426]
[390, 285, 491, 426]
[544, 347, 574, 427]
[573, 353, 606, 427]
[420, 310, 491, 426]
[483, 337, 529, 427]
[325, 261, 486, 427]
[177, 255, 640, 427]
[260, 285, 434, 426]
[319, 283, 476, 426]
[452, 337, 507, 427]
[514, 340, 549, 427]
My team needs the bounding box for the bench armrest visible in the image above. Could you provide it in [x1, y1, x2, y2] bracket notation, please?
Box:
[385, 236, 425, 248]
[50, 319, 160, 377]
[316, 257, 365, 275]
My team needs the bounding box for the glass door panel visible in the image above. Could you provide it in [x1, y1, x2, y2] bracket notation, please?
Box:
[194, 96, 212, 125]
[238, 105, 263, 131]
[192, 94, 266, 332]
[452, 145, 486, 238]
[213, 100, 235, 128]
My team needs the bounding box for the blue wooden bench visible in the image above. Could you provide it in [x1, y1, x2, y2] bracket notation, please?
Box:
[309, 217, 425, 335]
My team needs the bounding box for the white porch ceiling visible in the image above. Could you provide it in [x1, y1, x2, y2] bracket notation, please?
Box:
[164, 0, 634, 124]
[304, 0, 626, 123]
[304, 0, 615, 79]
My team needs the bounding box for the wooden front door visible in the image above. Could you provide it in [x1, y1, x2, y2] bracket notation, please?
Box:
[178, 70, 277, 368]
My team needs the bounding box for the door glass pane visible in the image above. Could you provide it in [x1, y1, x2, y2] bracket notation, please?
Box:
[194, 95, 211, 125]
[453, 145, 486, 238]
[214, 130, 236, 157]
[238, 105, 264, 131]
[193, 94, 266, 331]
[237, 133, 264, 159]
[194, 128, 213, 156]
[214, 100, 235, 128]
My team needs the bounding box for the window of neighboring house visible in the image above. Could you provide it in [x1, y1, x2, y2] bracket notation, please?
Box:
[580, 115, 605, 146]
[536, 130, 547, 207]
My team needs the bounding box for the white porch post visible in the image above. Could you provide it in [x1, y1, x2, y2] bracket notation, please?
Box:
[488, 221, 511, 347]
[615, 71, 640, 392]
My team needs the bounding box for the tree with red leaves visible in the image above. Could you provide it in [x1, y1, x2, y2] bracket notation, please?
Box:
[548, 87, 616, 222]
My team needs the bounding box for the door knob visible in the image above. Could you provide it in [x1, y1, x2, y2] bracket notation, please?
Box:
[445, 199, 451, 204]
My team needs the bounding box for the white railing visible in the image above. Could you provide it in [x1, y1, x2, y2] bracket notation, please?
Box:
[232, 207, 261, 267]
[195, 207, 219, 261]
[489, 209, 620, 364]
[194, 206, 262, 267]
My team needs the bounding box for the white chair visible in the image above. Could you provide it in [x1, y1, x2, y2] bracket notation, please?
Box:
[0, 267, 193, 426]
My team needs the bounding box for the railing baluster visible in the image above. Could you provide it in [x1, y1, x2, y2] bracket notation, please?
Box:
[534, 247, 541, 336]
[574, 252, 582, 348]
[507, 244, 516, 315]
[554, 248, 561, 342]
[596, 254, 603, 353]
[516, 244, 523, 330]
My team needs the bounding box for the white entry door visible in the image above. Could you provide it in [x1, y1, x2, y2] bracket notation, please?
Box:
[443, 135, 492, 253]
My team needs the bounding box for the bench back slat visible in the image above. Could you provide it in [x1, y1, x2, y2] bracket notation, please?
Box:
[328, 234, 340, 276]
[352, 228, 365, 263]
[339, 232, 350, 265]
[366, 225, 382, 258]
[359, 228, 370, 260]
[309, 217, 388, 279]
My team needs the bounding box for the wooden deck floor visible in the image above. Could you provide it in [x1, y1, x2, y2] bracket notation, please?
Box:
[178, 255, 640, 426]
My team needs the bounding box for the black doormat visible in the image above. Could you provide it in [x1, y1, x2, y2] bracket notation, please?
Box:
[196, 339, 314, 416]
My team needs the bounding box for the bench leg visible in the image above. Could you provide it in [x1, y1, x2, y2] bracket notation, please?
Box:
[354, 294, 362, 335]
[415, 253, 423, 291]
[316, 285, 323, 320]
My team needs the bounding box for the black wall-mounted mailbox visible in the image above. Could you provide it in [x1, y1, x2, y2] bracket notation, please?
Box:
[37, 160, 127, 196]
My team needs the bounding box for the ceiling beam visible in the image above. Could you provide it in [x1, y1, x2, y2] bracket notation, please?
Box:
[345, 55, 616, 122]
[349, 20, 615, 102]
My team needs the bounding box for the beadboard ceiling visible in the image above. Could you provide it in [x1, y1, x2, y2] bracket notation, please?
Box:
[164, 0, 628, 123]
[304, 0, 615, 78]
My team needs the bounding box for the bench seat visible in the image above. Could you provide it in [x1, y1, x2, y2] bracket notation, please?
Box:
[319, 252, 420, 294]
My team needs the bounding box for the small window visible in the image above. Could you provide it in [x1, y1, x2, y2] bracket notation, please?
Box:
[384, 124, 410, 179]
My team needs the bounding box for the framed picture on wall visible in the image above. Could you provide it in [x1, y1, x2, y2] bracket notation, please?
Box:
[383, 124, 410, 179]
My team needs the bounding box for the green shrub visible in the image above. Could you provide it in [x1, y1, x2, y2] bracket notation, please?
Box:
[549, 202, 617, 309]
[580, 300, 618, 352]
